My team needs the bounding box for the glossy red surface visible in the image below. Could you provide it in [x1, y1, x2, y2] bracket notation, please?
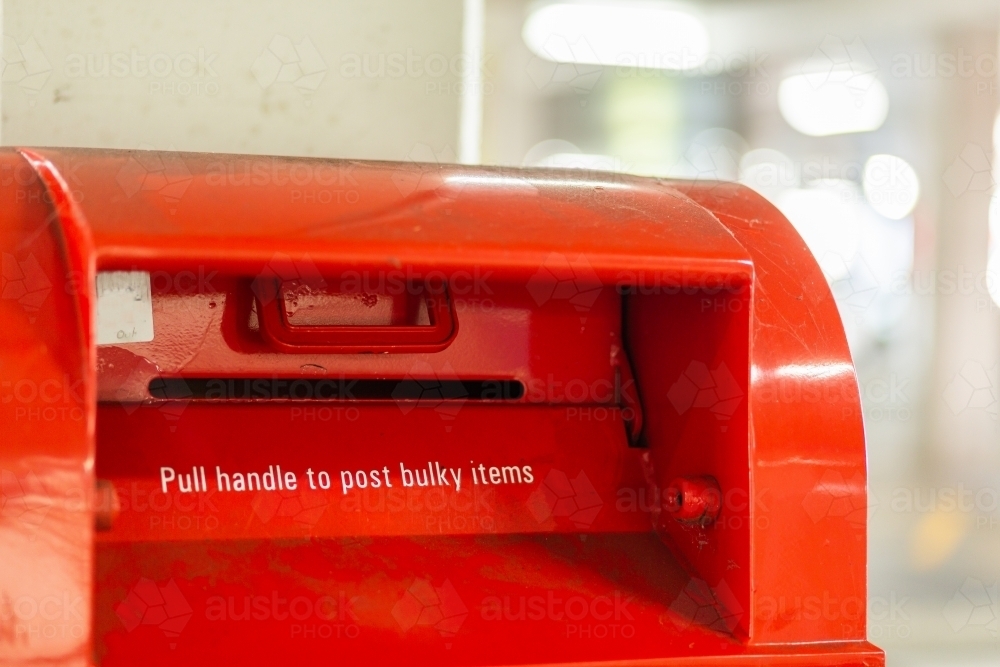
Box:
[0, 148, 881, 666]
[664, 476, 722, 524]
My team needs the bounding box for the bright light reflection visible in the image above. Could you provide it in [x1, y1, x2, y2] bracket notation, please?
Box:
[775, 182, 862, 281]
[445, 174, 630, 190]
[863, 154, 919, 220]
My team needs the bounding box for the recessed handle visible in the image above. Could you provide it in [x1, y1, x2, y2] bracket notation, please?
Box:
[252, 278, 458, 353]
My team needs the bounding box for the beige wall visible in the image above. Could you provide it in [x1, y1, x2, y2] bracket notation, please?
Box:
[2, 0, 464, 159]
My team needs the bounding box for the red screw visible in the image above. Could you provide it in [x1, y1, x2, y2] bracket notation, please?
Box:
[664, 476, 721, 526]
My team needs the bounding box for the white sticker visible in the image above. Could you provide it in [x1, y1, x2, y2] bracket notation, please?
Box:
[96, 271, 154, 345]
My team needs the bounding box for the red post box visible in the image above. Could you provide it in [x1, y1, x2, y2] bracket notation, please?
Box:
[1, 148, 882, 666]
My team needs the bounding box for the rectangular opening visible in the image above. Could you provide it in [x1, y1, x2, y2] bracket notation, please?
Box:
[147, 377, 526, 401]
[281, 280, 432, 327]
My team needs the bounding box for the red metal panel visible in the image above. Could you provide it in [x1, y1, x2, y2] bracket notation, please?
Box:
[0, 150, 94, 665]
[675, 183, 870, 645]
[627, 284, 753, 639]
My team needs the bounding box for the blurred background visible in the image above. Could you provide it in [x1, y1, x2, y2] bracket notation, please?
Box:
[3, 0, 999, 663]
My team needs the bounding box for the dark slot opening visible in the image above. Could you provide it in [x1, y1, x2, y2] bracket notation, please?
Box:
[148, 377, 525, 401]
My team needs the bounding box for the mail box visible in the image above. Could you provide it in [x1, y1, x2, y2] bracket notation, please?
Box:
[0, 148, 883, 666]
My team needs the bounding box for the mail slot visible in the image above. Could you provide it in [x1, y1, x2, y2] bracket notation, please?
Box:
[0, 148, 882, 666]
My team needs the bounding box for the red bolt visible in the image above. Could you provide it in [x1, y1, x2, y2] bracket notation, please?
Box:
[664, 476, 721, 526]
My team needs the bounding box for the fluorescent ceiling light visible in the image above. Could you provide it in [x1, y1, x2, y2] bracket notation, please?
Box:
[778, 69, 889, 137]
[863, 154, 919, 220]
[522, 2, 710, 71]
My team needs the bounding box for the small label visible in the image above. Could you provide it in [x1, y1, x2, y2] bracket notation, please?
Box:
[96, 271, 154, 345]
